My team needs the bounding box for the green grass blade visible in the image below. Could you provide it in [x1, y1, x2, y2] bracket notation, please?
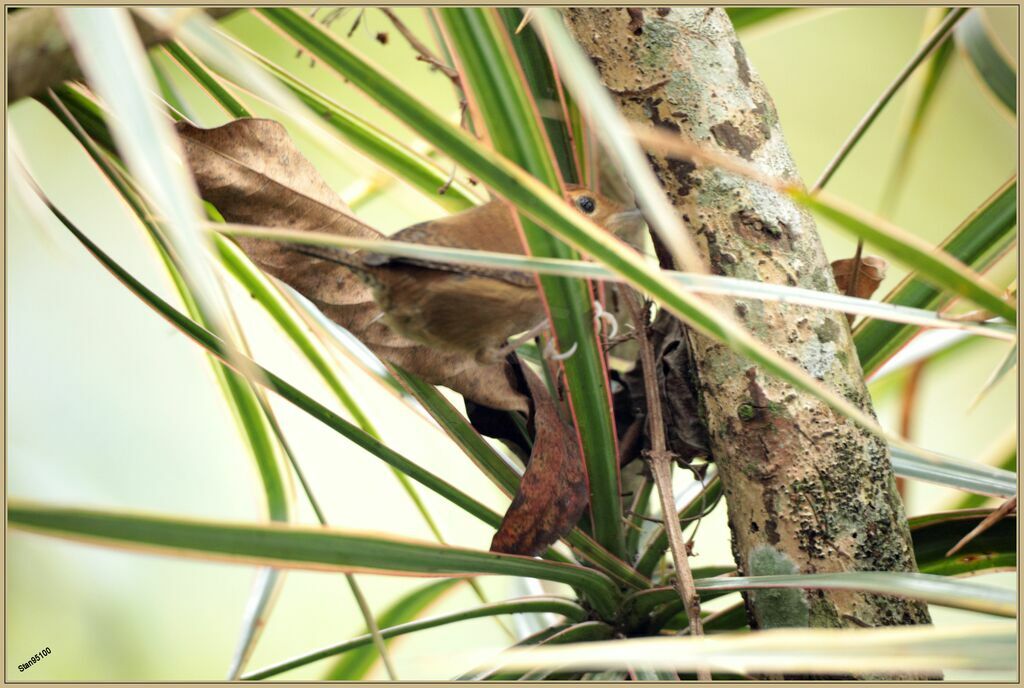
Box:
[35, 193, 508, 534]
[812, 8, 967, 190]
[694, 571, 1015, 617]
[162, 41, 250, 118]
[38, 84, 117, 154]
[439, 7, 624, 557]
[219, 35, 480, 213]
[475, 621, 616, 681]
[228, 568, 285, 678]
[324, 579, 461, 680]
[253, 7, 910, 445]
[956, 9, 1016, 114]
[214, 223, 1013, 342]
[970, 343, 1017, 408]
[8, 502, 621, 618]
[798, 189, 1016, 323]
[496, 8, 579, 183]
[389, 365, 522, 497]
[249, 592, 585, 680]
[150, 52, 197, 121]
[890, 443, 1016, 498]
[482, 623, 1015, 675]
[855, 178, 1017, 374]
[911, 511, 1015, 576]
[879, 8, 958, 214]
[954, 431, 1016, 509]
[58, 9, 243, 359]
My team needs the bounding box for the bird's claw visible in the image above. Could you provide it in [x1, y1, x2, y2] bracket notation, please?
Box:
[593, 300, 619, 338]
[544, 338, 579, 361]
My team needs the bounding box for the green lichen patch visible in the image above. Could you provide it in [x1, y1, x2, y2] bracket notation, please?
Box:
[748, 545, 810, 628]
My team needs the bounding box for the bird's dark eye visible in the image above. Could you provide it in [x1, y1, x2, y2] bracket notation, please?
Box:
[576, 195, 596, 214]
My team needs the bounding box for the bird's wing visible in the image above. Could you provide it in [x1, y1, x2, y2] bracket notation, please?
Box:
[362, 201, 537, 287]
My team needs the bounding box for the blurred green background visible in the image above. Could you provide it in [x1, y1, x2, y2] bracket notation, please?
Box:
[7, 7, 1017, 680]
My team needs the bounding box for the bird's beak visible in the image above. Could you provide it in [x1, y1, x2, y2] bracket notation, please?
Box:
[606, 207, 646, 235]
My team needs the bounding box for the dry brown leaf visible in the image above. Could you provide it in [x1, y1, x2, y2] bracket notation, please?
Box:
[490, 362, 590, 556]
[831, 256, 888, 325]
[175, 118, 528, 412]
[831, 255, 888, 300]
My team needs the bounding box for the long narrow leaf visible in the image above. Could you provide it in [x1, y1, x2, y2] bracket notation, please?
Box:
[812, 8, 967, 190]
[855, 178, 1017, 374]
[324, 579, 461, 680]
[890, 445, 1016, 498]
[439, 7, 624, 556]
[248, 594, 586, 680]
[911, 510, 1015, 576]
[219, 34, 480, 212]
[477, 623, 1015, 675]
[954, 430, 1016, 509]
[956, 9, 1016, 114]
[212, 224, 1014, 341]
[8, 502, 621, 618]
[58, 9, 244, 365]
[797, 189, 1016, 323]
[879, 8, 958, 214]
[694, 571, 1016, 617]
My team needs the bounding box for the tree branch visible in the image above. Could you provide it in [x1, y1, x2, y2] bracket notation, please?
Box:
[565, 10, 932, 671]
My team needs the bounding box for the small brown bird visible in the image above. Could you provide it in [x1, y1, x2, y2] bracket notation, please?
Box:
[310, 185, 642, 363]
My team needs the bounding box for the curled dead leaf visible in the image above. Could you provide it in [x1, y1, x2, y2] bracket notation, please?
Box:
[490, 360, 590, 556]
[831, 255, 888, 300]
[831, 255, 888, 324]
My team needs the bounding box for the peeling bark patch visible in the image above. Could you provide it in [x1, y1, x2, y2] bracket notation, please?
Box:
[731, 208, 788, 245]
[733, 40, 751, 86]
[711, 120, 759, 159]
[656, 7, 671, 17]
[626, 8, 645, 35]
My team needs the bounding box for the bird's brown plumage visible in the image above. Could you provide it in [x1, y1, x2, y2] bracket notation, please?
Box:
[353, 186, 639, 362]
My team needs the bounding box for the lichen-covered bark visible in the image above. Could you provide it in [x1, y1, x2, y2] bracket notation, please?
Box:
[565, 7, 931, 641]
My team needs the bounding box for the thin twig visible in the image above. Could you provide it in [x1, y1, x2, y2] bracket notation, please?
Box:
[380, 8, 462, 87]
[946, 497, 1017, 557]
[624, 290, 710, 681]
[811, 7, 968, 191]
[810, 8, 968, 298]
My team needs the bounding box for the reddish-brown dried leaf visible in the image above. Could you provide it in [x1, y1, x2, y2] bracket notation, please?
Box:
[831, 255, 888, 300]
[832, 255, 888, 325]
[175, 118, 528, 412]
[490, 364, 589, 556]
